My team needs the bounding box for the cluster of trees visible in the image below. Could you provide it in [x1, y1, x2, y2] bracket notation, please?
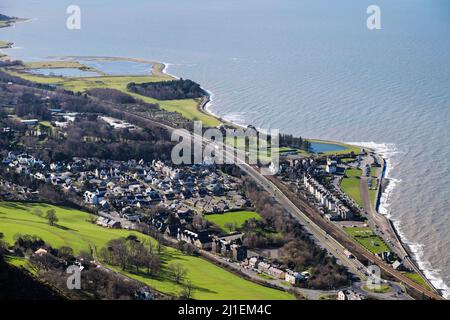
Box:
[99, 235, 162, 276]
[1, 70, 193, 164]
[127, 79, 207, 100]
[98, 236, 195, 298]
[0, 60, 23, 68]
[279, 134, 310, 151]
[41, 117, 174, 162]
[0, 70, 57, 91]
[87, 88, 157, 109]
[0, 232, 7, 255]
[0, 13, 13, 21]
[281, 240, 350, 290]
[242, 178, 350, 289]
[14, 92, 51, 120]
[12, 234, 46, 253]
[31, 208, 59, 226]
[241, 218, 284, 248]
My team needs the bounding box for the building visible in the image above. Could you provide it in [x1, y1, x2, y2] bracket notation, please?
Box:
[337, 290, 366, 300]
[178, 229, 212, 250]
[326, 158, 337, 174]
[267, 266, 285, 279]
[303, 173, 352, 220]
[211, 236, 247, 261]
[285, 269, 303, 285]
[257, 261, 271, 274]
[20, 119, 39, 126]
[248, 257, 260, 269]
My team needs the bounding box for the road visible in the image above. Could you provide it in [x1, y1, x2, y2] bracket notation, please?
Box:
[102, 101, 443, 300]
[359, 154, 438, 293]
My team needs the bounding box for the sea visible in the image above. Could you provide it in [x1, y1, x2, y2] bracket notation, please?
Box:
[1, 0, 449, 298]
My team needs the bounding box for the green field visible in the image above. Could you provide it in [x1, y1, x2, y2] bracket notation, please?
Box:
[340, 168, 363, 207]
[343, 227, 390, 254]
[0, 40, 12, 49]
[403, 272, 432, 291]
[362, 284, 391, 293]
[204, 210, 261, 233]
[370, 166, 379, 177]
[6, 68, 221, 127]
[0, 202, 292, 299]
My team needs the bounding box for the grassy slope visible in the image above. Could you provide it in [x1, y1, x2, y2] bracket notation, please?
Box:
[340, 168, 363, 207]
[0, 202, 293, 300]
[204, 210, 261, 233]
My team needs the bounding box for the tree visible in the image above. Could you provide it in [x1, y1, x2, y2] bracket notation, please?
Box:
[128, 240, 147, 273]
[78, 250, 93, 262]
[57, 246, 74, 260]
[45, 209, 58, 226]
[142, 241, 161, 276]
[180, 281, 195, 300]
[224, 222, 234, 232]
[107, 238, 129, 270]
[33, 208, 43, 217]
[168, 263, 187, 284]
[0, 232, 6, 254]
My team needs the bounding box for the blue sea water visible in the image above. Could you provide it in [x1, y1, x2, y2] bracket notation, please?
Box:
[1, 0, 449, 297]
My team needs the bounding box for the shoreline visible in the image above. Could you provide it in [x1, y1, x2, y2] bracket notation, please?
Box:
[0, 15, 445, 298]
[346, 141, 444, 297]
[198, 89, 443, 296]
[0, 17, 32, 60]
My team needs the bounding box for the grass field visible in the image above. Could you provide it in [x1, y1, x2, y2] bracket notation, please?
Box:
[340, 168, 363, 207]
[204, 210, 261, 233]
[362, 284, 391, 293]
[6, 68, 221, 127]
[0, 202, 292, 299]
[0, 40, 12, 49]
[403, 272, 432, 291]
[343, 227, 390, 254]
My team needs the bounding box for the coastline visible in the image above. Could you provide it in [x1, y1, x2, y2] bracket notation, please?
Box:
[0, 15, 445, 298]
[198, 89, 443, 296]
[346, 141, 445, 297]
[0, 17, 32, 60]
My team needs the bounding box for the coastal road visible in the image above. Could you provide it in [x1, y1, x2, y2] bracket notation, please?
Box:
[358, 155, 438, 293]
[360, 174, 406, 258]
[100, 99, 443, 300]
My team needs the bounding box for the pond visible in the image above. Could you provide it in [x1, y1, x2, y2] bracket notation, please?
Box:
[309, 142, 348, 153]
[77, 59, 153, 76]
[27, 68, 100, 78]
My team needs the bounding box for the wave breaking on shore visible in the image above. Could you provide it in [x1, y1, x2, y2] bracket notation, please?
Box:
[345, 141, 448, 299]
